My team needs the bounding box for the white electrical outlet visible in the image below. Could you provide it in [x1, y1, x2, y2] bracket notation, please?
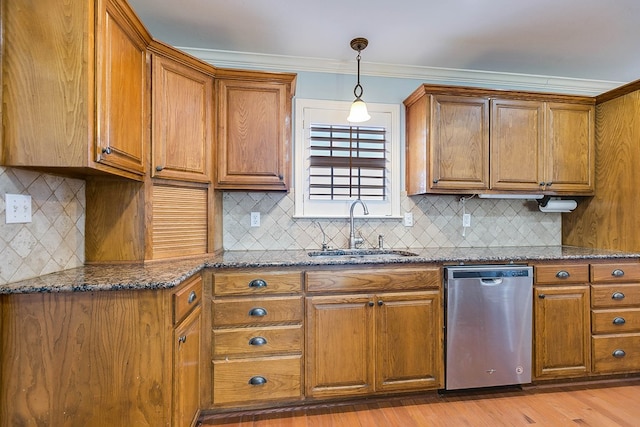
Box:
[404, 212, 414, 227]
[463, 213, 471, 228]
[250, 212, 261, 227]
[5, 194, 32, 224]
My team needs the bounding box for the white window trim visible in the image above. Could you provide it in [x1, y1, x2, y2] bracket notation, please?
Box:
[294, 98, 401, 218]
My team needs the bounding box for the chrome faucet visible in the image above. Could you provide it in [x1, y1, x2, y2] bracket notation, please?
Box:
[349, 199, 369, 249]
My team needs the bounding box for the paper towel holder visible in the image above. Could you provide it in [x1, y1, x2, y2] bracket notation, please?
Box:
[538, 196, 578, 213]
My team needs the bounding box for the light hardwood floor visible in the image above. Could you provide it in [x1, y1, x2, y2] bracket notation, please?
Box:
[199, 379, 640, 426]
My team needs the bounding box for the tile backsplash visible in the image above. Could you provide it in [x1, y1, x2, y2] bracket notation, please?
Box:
[0, 167, 85, 285]
[223, 191, 561, 251]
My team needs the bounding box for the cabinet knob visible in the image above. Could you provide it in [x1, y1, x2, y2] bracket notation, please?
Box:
[248, 376, 268, 386]
[101, 147, 112, 155]
[612, 269, 625, 277]
[612, 349, 626, 358]
[249, 307, 268, 317]
[248, 279, 267, 289]
[432, 179, 439, 184]
[155, 165, 164, 172]
[539, 182, 545, 187]
[178, 335, 186, 344]
[545, 182, 553, 187]
[188, 290, 197, 304]
[613, 317, 626, 326]
[377, 300, 384, 306]
[612, 292, 625, 300]
[556, 270, 570, 279]
[249, 336, 268, 346]
[278, 174, 284, 180]
[538, 294, 546, 299]
[368, 301, 374, 307]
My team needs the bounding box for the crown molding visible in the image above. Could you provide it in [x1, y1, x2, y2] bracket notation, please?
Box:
[178, 46, 623, 97]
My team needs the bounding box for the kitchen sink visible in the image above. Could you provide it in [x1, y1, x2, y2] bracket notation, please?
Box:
[307, 249, 418, 258]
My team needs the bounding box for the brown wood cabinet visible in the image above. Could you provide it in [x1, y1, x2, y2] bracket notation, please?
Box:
[590, 262, 640, 374]
[533, 263, 591, 380]
[563, 82, 640, 252]
[215, 69, 297, 191]
[404, 85, 594, 196]
[210, 269, 304, 407]
[2, 0, 150, 180]
[305, 266, 443, 399]
[0, 274, 204, 427]
[149, 40, 215, 183]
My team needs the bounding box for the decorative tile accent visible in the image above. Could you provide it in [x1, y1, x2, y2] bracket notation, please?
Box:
[222, 191, 562, 251]
[0, 167, 85, 285]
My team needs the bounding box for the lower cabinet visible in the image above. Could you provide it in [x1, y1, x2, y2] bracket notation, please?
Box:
[305, 266, 443, 400]
[590, 262, 640, 374]
[305, 291, 441, 399]
[172, 274, 203, 427]
[533, 263, 591, 380]
[210, 269, 304, 407]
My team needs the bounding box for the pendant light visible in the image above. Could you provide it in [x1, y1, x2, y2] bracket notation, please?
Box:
[347, 37, 371, 123]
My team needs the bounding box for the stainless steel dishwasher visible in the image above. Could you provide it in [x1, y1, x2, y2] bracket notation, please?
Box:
[444, 265, 533, 390]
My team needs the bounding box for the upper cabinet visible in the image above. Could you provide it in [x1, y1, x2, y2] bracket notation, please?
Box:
[2, 0, 151, 180]
[149, 40, 215, 183]
[215, 69, 297, 191]
[404, 85, 595, 196]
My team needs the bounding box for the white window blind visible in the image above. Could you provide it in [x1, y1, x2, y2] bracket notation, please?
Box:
[294, 99, 401, 218]
[309, 124, 387, 200]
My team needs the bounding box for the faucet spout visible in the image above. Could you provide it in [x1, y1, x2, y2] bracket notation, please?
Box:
[349, 199, 369, 249]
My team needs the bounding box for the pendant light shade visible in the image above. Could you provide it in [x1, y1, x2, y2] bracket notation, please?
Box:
[347, 38, 371, 123]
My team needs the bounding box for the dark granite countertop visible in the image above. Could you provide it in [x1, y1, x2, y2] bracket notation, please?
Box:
[2, 246, 639, 294]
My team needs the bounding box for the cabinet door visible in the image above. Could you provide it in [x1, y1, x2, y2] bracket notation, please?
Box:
[216, 77, 292, 190]
[152, 53, 213, 182]
[375, 291, 442, 392]
[430, 95, 489, 191]
[173, 306, 201, 427]
[305, 295, 375, 398]
[534, 285, 591, 379]
[490, 99, 545, 191]
[95, 0, 148, 176]
[545, 102, 594, 193]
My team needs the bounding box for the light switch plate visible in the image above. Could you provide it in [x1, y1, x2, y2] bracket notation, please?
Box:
[6, 194, 32, 224]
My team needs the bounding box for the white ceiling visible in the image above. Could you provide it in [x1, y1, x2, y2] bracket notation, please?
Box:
[128, 0, 640, 92]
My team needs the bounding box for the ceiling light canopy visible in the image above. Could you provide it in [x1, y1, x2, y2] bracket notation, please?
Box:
[347, 37, 371, 123]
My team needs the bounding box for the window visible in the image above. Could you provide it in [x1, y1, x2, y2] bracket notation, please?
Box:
[294, 99, 401, 218]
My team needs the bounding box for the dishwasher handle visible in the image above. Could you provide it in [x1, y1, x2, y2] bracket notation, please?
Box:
[480, 278, 503, 286]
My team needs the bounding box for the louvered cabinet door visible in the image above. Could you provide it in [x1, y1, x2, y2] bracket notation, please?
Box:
[151, 185, 208, 259]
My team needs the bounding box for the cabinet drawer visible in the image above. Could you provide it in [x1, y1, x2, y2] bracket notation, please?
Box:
[592, 334, 640, 373]
[591, 284, 640, 308]
[213, 325, 303, 357]
[591, 263, 640, 283]
[534, 264, 589, 285]
[213, 355, 302, 405]
[306, 266, 441, 292]
[592, 309, 640, 334]
[214, 270, 302, 295]
[173, 274, 202, 325]
[213, 296, 303, 327]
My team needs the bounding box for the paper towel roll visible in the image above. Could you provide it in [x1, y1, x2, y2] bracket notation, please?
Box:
[539, 199, 577, 213]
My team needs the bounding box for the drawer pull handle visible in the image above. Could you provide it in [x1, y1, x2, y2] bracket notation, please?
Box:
[613, 317, 626, 325]
[248, 376, 267, 386]
[612, 349, 626, 358]
[555, 270, 570, 279]
[612, 269, 625, 277]
[188, 290, 197, 304]
[248, 279, 267, 289]
[249, 336, 267, 346]
[249, 307, 267, 317]
[612, 292, 625, 300]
